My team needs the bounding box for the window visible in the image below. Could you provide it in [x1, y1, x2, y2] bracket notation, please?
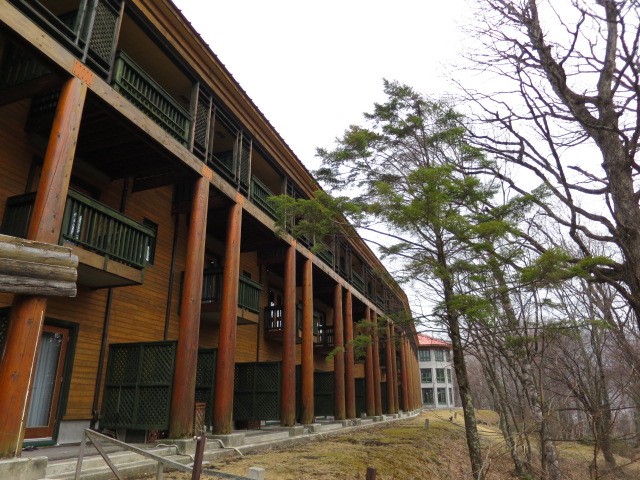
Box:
[449, 388, 453, 405]
[421, 368, 432, 383]
[447, 369, 452, 383]
[436, 368, 445, 383]
[445, 350, 451, 362]
[419, 349, 431, 362]
[422, 388, 434, 404]
[435, 349, 444, 362]
[437, 388, 447, 404]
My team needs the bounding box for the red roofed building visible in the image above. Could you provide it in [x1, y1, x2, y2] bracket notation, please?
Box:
[417, 334, 456, 409]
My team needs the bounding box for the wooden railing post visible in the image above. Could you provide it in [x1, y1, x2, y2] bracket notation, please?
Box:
[212, 199, 243, 434]
[0, 76, 86, 458]
[170, 175, 209, 438]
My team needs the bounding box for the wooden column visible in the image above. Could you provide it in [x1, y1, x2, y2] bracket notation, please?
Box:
[400, 338, 410, 411]
[385, 322, 396, 414]
[333, 284, 345, 420]
[280, 244, 296, 426]
[300, 257, 314, 425]
[364, 306, 375, 417]
[169, 176, 209, 438]
[212, 201, 243, 434]
[344, 290, 356, 419]
[371, 310, 382, 416]
[390, 327, 399, 413]
[0, 77, 86, 458]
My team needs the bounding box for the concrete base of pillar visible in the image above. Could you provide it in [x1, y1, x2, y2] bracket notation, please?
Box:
[337, 420, 352, 427]
[159, 438, 196, 454]
[304, 423, 322, 433]
[0, 457, 47, 480]
[373, 416, 384, 422]
[352, 418, 362, 425]
[282, 426, 305, 437]
[208, 432, 246, 448]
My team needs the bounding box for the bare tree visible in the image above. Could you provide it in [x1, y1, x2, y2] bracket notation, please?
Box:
[462, 0, 640, 325]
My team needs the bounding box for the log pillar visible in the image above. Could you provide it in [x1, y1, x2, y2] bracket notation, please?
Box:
[400, 338, 410, 411]
[364, 306, 375, 417]
[385, 322, 396, 414]
[390, 327, 399, 413]
[371, 310, 382, 416]
[280, 244, 296, 426]
[333, 284, 345, 420]
[0, 77, 86, 458]
[169, 176, 209, 437]
[212, 201, 243, 434]
[300, 257, 314, 425]
[344, 290, 356, 419]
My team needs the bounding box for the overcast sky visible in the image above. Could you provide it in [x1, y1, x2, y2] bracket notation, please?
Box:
[173, 0, 468, 170]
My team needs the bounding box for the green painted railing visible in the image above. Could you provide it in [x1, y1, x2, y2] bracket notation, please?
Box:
[111, 51, 191, 146]
[201, 269, 262, 313]
[250, 176, 277, 220]
[1, 190, 156, 269]
[316, 324, 334, 349]
[239, 276, 263, 313]
[316, 244, 334, 268]
[352, 271, 365, 294]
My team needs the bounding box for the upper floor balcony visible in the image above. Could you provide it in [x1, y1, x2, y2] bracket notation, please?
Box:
[199, 269, 263, 325]
[1, 189, 156, 287]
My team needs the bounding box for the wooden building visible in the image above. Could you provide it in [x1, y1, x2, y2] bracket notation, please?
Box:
[0, 0, 421, 457]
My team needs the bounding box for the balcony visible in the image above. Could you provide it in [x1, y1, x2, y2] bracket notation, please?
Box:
[316, 244, 334, 269]
[1, 189, 156, 287]
[7, 0, 122, 77]
[111, 51, 191, 147]
[199, 269, 263, 324]
[352, 271, 365, 294]
[264, 304, 309, 342]
[250, 176, 277, 220]
[315, 324, 334, 354]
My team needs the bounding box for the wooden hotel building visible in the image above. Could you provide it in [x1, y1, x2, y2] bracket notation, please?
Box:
[0, 0, 421, 457]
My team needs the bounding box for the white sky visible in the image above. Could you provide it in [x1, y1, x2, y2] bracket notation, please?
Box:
[172, 0, 469, 333]
[173, 0, 467, 171]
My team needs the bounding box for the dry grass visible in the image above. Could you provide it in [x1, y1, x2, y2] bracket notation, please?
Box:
[137, 410, 640, 479]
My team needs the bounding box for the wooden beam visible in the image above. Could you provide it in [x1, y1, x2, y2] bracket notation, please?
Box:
[344, 290, 356, 419]
[385, 323, 396, 414]
[333, 284, 345, 420]
[169, 176, 209, 438]
[0, 257, 77, 283]
[0, 275, 75, 297]
[371, 311, 382, 416]
[212, 202, 242, 435]
[0, 76, 86, 459]
[364, 307, 375, 417]
[390, 327, 399, 414]
[280, 244, 296, 427]
[300, 258, 314, 425]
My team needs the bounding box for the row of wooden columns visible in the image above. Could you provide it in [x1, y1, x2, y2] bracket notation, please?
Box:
[0, 75, 416, 458]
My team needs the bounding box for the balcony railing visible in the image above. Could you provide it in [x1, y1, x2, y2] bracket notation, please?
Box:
[1, 189, 156, 269]
[111, 51, 191, 146]
[264, 304, 303, 335]
[375, 294, 385, 309]
[352, 271, 365, 294]
[8, 0, 122, 77]
[201, 269, 262, 313]
[250, 176, 277, 220]
[316, 244, 334, 268]
[316, 324, 334, 349]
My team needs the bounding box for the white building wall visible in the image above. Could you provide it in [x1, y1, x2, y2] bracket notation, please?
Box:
[418, 347, 455, 409]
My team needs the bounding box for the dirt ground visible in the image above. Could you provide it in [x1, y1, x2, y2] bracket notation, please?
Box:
[137, 410, 640, 480]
